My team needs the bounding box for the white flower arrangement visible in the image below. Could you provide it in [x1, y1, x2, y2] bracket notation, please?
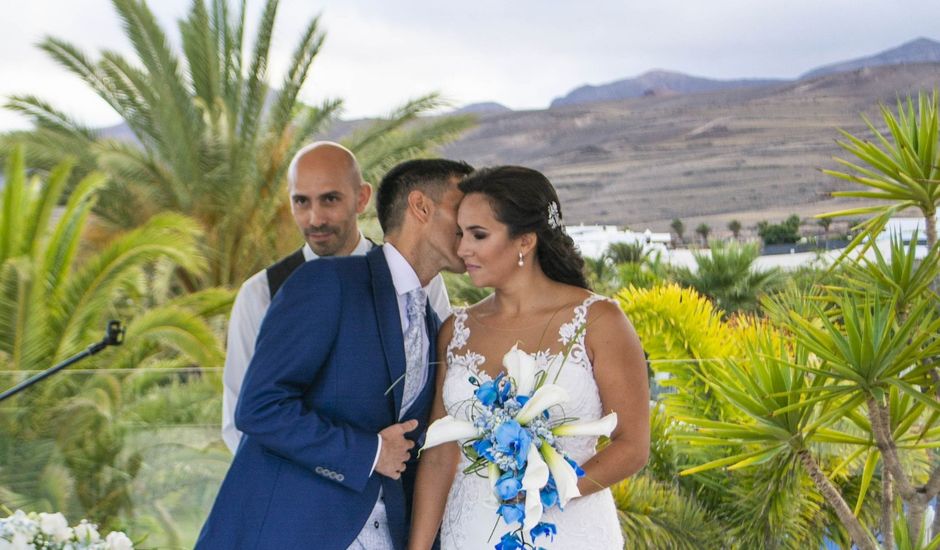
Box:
[0, 510, 133, 550]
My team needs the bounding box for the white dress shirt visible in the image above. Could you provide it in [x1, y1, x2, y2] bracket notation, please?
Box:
[221, 237, 451, 453]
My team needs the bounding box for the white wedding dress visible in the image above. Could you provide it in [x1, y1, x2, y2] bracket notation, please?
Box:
[439, 295, 624, 549]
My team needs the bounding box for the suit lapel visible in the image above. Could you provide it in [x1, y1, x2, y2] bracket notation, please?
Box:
[368, 246, 406, 418]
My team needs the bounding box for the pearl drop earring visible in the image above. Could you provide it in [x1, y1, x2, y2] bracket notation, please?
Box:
[518, 251, 525, 267]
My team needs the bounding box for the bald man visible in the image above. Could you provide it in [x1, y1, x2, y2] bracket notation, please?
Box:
[221, 142, 451, 452]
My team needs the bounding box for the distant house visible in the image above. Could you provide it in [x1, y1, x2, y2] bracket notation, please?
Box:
[567, 224, 671, 259]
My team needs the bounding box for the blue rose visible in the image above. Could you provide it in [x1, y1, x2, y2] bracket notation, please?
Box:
[495, 472, 522, 501]
[494, 420, 532, 468]
[530, 522, 557, 542]
[497, 503, 525, 525]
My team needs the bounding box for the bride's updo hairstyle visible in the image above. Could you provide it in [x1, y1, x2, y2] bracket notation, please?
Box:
[458, 166, 590, 290]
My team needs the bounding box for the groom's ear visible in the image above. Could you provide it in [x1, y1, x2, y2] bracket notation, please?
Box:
[407, 189, 432, 224]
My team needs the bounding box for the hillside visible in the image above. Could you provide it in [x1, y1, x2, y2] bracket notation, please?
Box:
[441, 63, 940, 232]
[802, 37, 940, 79]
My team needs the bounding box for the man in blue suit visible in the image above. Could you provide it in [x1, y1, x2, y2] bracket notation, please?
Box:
[196, 159, 474, 550]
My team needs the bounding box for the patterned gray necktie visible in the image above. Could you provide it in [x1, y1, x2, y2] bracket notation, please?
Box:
[400, 287, 427, 417]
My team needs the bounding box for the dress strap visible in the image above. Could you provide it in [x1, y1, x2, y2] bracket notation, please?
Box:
[446, 307, 471, 361]
[558, 294, 616, 357]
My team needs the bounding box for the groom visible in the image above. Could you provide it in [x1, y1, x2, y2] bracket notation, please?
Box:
[196, 158, 473, 550]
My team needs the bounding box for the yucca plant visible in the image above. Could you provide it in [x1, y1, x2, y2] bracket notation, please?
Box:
[820, 92, 940, 286]
[676, 324, 880, 550]
[785, 292, 940, 541]
[825, 231, 940, 317]
[3, 0, 474, 289]
[892, 504, 940, 550]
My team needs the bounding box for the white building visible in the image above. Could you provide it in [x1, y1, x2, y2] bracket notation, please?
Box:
[567, 224, 671, 259]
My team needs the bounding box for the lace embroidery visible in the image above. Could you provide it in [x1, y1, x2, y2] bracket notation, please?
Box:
[440, 295, 623, 549]
[446, 308, 485, 375]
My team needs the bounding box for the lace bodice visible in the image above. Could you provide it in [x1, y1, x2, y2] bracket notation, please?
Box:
[439, 294, 624, 549]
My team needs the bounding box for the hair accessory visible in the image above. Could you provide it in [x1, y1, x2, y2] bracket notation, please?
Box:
[547, 201, 562, 229]
[518, 251, 525, 267]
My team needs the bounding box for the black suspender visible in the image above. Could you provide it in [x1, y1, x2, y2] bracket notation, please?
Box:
[264, 238, 378, 298]
[265, 248, 306, 298]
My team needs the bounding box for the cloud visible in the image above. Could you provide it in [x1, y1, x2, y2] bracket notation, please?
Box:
[1, 0, 939, 129]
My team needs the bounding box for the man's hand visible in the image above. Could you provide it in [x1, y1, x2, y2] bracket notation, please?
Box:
[375, 419, 419, 479]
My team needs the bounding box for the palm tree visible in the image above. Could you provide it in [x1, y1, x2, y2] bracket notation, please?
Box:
[3, 0, 474, 289]
[727, 219, 742, 239]
[583, 256, 619, 295]
[821, 92, 940, 272]
[0, 146, 231, 529]
[695, 223, 711, 246]
[674, 240, 783, 315]
[670, 218, 685, 245]
[605, 241, 649, 264]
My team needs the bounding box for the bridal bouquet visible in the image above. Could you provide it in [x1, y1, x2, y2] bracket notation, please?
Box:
[0, 509, 133, 550]
[421, 346, 617, 549]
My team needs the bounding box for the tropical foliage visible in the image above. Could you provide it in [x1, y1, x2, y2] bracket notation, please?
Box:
[0, 146, 231, 539]
[2, 0, 474, 289]
[821, 91, 940, 255]
[674, 240, 783, 315]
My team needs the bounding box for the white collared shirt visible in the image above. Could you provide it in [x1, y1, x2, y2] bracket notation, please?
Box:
[381, 242, 435, 416]
[221, 237, 451, 453]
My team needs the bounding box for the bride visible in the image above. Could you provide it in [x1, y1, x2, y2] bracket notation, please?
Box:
[408, 166, 650, 549]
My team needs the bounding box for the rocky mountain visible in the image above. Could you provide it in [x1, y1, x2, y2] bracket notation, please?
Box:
[550, 70, 784, 108]
[548, 38, 940, 109]
[453, 102, 512, 115]
[441, 63, 940, 232]
[802, 37, 940, 79]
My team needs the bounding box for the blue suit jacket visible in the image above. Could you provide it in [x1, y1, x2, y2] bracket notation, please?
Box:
[196, 246, 442, 550]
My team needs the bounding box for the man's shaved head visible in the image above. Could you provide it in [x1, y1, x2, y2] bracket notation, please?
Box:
[286, 141, 372, 256]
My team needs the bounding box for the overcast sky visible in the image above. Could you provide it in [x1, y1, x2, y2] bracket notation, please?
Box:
[1, 0, 939, 131]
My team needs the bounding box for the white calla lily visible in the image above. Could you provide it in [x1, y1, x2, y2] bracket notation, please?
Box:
[421, 416, 480, 451]
[521, 444, 550, 531]
[515, 384, 569, 425]
[540, 444, 581, 507]
[552, 412, 618, 437]
[503, 345, 538, 396]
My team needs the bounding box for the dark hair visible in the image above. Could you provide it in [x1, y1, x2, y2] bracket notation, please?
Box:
[458, 166, 590, 289]
[377, 158, 474, 233]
